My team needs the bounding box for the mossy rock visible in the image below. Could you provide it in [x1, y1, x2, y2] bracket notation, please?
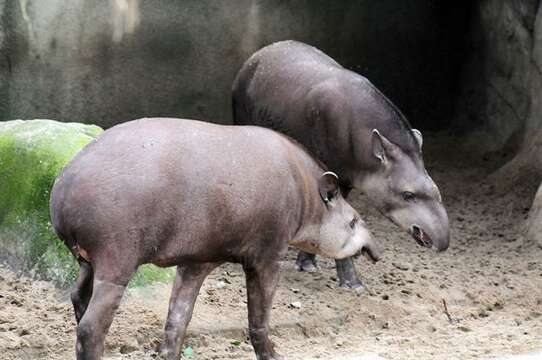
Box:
[0, 120, 175, 287]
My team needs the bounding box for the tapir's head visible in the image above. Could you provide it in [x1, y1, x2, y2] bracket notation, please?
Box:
[295, 172, 381, 262]
[358, 129, 450, 252]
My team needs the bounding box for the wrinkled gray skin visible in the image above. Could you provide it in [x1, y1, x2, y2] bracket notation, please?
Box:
[232, 40, 450, 289]
[50, 118, 379, 360]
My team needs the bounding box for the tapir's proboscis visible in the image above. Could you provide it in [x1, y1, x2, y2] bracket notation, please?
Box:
[233, 40, 450, 289]
[50, 118, 379, 360]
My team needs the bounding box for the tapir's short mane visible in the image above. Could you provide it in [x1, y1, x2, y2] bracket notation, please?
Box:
[367, 81, 419, 154]
[272, 130, 329, 172]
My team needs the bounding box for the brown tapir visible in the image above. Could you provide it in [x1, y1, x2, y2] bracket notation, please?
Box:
[232, 40, 450, 289]
[50, 118, 379, 360]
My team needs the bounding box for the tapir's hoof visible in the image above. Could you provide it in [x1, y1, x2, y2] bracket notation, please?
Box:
[265, 353, 286, 360]
[295, 259, 319, 272]
[256, 348, 286, 360]
[339, 279, 365, 294]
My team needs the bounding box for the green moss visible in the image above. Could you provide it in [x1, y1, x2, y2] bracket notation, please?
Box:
[0, 120, 177, 289]
[129, 265, 176, 288]
[0, 120, 103, 286]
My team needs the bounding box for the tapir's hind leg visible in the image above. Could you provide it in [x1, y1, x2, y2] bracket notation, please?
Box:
[295, 251, 318, 272]
[162, 262, 218, 360]
[75, 263, 135, 360]
[71, 260, 94, 323]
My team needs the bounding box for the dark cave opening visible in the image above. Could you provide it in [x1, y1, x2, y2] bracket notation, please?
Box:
[328, 2, 474, 133]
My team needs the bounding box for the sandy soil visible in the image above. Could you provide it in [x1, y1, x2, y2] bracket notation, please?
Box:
[1, 134, 541, 360]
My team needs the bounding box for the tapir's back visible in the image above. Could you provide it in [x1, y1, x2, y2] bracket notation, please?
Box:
[233, 40, 420, 183]
[232, 40, 345, 108]
[50, 118, 321, 265]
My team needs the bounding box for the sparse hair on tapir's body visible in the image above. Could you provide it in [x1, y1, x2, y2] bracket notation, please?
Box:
[50, 118, 380, 360]
[233, 40, 450, 289]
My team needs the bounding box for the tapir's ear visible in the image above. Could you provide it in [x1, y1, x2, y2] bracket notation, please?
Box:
[371, 129, 393, 164]
[318, 171, 340, 205]
[411, 129, 423, 150]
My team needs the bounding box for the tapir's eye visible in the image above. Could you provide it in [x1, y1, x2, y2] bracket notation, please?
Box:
[402, 191, 415, 202]
[349, 217, 358, 229]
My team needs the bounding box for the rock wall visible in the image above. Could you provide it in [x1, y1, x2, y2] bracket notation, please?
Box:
[459, 0, 542, 246]
[456, 0, 540, 153]
[0, 0, 469, 129]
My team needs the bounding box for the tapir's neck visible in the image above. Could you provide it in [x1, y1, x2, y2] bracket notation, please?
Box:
[288, 184, 327, 255]
[289, 223, 324, 255]
[284, 144, 328, 250]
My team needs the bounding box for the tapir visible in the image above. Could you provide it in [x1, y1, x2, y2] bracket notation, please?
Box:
[232, 40, 450, 289]
[50, 118, 379, 360]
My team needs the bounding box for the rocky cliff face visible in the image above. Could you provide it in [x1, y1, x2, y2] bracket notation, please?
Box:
[456, 0, 540, 152]
[0, 0, 256, 127]
[458, 0, 542, 245]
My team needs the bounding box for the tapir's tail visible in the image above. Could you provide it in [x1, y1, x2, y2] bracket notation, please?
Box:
[49, 176, 81, 260]
[71, 258, 94, 323]
[50, 177, 95, 323]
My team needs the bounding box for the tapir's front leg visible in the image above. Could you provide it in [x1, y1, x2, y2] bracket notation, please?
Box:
[296, 252, 364, 290]
[334, 185, 365, 289]
[296, 185, 365, 290]
[244, 260, 284, 360]
[335, 258, 364, 289]
[163, 263, 217, 360]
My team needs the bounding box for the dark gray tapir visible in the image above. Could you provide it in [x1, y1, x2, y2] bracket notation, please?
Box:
[50, 118, 379, 360]
[233, 40, 450, 288]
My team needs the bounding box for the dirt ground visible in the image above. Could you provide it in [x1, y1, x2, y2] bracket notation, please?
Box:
[1, 133, 541, 360]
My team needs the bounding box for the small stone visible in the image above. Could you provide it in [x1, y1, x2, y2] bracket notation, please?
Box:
[9, 299, 23, 307]
[289, 301, 302, 309]
[457, 326, 471, 332]
[392, 262, 410, 271]
[381, 294, 389, 300]
[119, 337, 138, 354]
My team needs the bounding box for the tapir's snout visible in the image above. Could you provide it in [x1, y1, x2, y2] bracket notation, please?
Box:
[433, 226, 450, 252]
[355, 228, 382, 263]
[392, 197, 450, 253]
[409, 217, 450, 252]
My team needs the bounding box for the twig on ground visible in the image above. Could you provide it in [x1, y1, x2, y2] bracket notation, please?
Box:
[442, 298, 454, 323]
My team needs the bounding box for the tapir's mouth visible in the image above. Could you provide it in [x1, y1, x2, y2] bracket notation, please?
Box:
[355, 245, 381, 263]
[410, 225, 433, 248]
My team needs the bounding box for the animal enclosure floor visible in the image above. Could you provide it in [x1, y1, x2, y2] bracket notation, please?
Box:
[1, 133, 541, 360]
